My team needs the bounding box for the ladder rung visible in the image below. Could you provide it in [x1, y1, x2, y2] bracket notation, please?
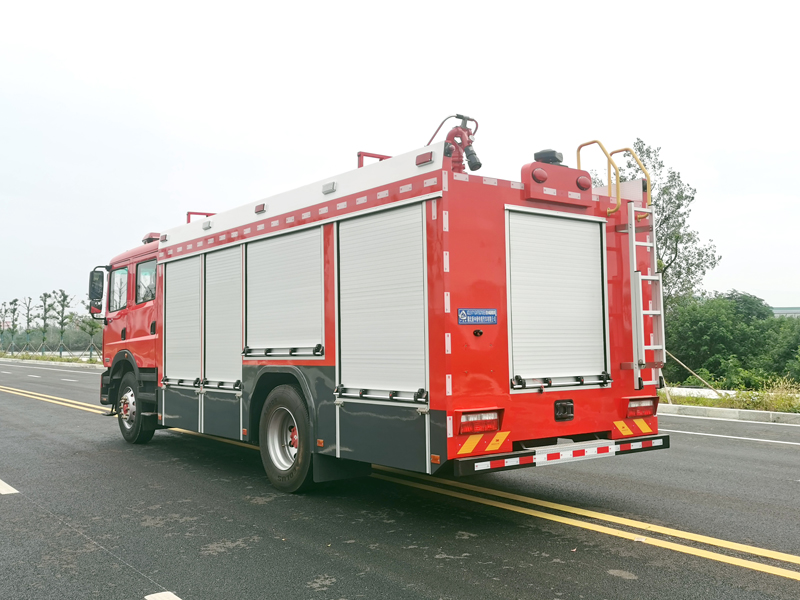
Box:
[633, 207, 652, 214]
[641, 275, 660, 281]
[641, 380, 659, 386]
[635, 241, 654, 247]
[642, 310, 662, 315]
[644, 345, 663, 350]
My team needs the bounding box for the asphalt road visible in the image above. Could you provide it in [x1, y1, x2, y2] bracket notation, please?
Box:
[2, 360, 799, 600]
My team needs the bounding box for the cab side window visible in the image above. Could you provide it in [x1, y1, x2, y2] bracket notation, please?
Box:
[136, 260, 157, 304]
[109, 267, 128, 312]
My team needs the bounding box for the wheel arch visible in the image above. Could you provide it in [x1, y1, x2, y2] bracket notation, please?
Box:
[248, 366, 316, 445]
[109, 351, 139, 404]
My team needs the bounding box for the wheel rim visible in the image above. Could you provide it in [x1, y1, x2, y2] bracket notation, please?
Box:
[267, 407, 298, 471]
[119, 386, 136, 430]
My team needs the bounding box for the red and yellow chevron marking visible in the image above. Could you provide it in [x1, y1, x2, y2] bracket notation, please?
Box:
[611, 417, 658, 439]
[457, 431, 512, 456]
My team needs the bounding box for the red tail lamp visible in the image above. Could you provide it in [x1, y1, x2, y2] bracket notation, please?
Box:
[459, 411, 500, 435]
[627, 397, 658, 418]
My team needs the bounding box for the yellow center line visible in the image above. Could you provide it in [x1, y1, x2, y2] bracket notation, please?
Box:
[371, 473, 800, 582]
[0, 385, 106, 415]
[0, 384, 106, 411]
[373, 465, 800, 568]
[167, 428, 258, 451]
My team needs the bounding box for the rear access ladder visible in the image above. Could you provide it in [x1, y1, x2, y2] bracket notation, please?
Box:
[627, 200, 666, 389]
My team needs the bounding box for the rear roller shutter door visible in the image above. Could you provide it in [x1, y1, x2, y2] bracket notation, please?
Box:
[339, 204, 427, 393]
[508, 211, 607, 383]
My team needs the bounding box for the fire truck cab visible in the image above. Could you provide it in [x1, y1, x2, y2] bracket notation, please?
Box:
[89, 115, 669, 492]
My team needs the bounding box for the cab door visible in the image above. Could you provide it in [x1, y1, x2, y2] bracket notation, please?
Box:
[104, 263, 131, 363]
[126, 259, 157, 367]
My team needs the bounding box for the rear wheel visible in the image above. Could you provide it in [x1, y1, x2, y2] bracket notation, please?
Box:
[259, 384, 313, 493]
[117, 372, 155, 444]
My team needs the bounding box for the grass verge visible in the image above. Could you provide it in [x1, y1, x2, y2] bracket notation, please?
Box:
[661, 377, 800, 414]
[0, 352, 99, 365]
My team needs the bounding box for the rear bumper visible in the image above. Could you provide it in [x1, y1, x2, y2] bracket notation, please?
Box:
[453, 434, 669, 476]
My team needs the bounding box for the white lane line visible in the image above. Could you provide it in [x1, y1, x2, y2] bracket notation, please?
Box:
[27, 375, 41, 378]
[660, 413, 800, 428]
[0, 363, 101, 375]
[661, 429, 800, 446]
[61, 379, 78, 382]
[0, 478, 19, 494]
[1, 371, 11, 374]
[145, 593, 183, 600]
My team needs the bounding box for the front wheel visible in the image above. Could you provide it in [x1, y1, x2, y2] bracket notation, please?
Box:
[117, 372, 155, 444]
[259, 384, 313, 493]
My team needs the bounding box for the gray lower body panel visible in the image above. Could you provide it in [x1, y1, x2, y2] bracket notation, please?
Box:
[338, 402, 428, 473]
[202, 390, 241, 439]
[163, 387, 200, 431]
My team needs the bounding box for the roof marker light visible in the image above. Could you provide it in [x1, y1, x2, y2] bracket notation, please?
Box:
[416, 151, 434, 166]
[159, 234, 168, 242]
[202, 220, 213, 230]
[532, 168, 548, 183]
[576, 175, 591, 190]
[322, 182, 337, 195]
[255, 203, 266, 214]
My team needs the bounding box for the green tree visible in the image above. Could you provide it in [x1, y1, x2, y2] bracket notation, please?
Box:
[21, 296, 37, 351]
[7, 298, 20, 352]
[597, 140, 720, 308]
[664, 291, 782, 387]
[52, 289, 74, 353]
[37, 292, 54, 349]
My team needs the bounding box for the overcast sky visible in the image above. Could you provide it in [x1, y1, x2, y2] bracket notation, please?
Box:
[1, 1, 798, 312]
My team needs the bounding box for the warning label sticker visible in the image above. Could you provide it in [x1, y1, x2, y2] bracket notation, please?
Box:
[457, 308, 497, 325]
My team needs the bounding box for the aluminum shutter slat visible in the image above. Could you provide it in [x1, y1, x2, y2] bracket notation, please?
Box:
[509, 212, 606, 379]
[165, 257, 202, 380]
[339, 204, 426, 392]
[205, 247, 242, 383]
[247, 227, 323, 349]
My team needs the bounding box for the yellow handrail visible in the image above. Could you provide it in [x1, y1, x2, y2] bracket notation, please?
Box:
[576, 140, 621, 215]
[610, 147, 651, 207]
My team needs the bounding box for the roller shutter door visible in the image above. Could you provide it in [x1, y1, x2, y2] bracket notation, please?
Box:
[165, 256, 202, 380]
[508, 211, 607, 380]
[246, 227, 323, 350]
[205, 247, 242, 383]
[339, 204, 426, 392]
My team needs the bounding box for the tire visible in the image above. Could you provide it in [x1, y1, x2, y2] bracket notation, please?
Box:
[259, 384, 313, 493]
[117, 372, 155, 444]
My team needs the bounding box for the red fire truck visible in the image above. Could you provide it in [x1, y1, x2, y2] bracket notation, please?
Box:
[88, 115, 669, 492]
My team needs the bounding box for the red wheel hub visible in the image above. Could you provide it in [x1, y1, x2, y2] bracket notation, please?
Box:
[289, 426, 298, 448]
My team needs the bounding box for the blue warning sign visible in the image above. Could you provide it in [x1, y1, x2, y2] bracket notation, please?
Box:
[457, 308, 497, 325]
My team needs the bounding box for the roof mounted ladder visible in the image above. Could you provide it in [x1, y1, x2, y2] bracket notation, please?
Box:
[626, 200, 666, 390]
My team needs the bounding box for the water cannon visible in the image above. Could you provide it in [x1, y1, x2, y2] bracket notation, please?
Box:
[427, 114, 482, 173]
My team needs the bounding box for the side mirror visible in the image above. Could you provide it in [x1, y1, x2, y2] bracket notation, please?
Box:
[89, 270, 105, 301]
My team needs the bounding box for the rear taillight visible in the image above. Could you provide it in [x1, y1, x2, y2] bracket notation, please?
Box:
[627, 398, 658, 418]
[459, 411, 499, 435]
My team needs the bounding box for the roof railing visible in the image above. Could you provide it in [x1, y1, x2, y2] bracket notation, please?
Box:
[576, 140, 621, 215]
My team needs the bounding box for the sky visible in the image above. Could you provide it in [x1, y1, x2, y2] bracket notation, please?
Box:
[1, 0, 799, 313]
